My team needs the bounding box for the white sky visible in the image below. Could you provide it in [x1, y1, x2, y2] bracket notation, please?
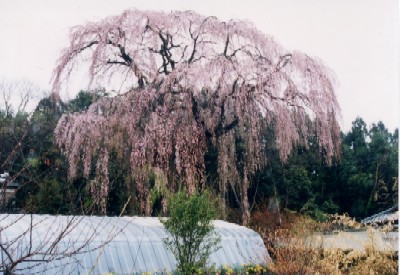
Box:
[0, 0, 398, 132]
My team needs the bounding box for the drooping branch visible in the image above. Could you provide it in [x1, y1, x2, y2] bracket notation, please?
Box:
[52, 10, 341, 221]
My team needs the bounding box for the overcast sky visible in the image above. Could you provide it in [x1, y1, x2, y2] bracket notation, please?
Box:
[0, 0, 398, 132]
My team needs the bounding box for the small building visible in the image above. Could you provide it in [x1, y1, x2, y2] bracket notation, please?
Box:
[0, 172, 20, 208]
[0, 214, 270, 274]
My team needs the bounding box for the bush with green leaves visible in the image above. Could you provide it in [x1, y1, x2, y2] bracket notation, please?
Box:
[161, 191, 221, 274]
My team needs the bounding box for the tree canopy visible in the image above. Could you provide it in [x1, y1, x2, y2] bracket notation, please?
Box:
[52, 10, 341, 224]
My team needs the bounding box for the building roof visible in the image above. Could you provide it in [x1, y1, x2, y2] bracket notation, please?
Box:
[0, 214, 269, 274]
[0, 172, 20, 187]
[0, 172, 9, 178]
[362, 206, 399, 224]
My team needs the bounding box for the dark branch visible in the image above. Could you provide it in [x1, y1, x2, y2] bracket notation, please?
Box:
[223, 35, 230, 56]
[117, 44, 132, 65]
[217, 117, 239, 137]
[276, 54, 292, 71]
[106, 60, 130, 66]
[188, 36, 198, 64]
[72, 41, 99, 56]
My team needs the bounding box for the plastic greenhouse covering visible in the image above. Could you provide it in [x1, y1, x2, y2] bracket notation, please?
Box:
[0, 214, 269, 274]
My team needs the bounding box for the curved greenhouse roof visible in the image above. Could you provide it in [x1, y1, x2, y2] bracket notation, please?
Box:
[362, 206, 399, 225]
[0, 214, 269, 274]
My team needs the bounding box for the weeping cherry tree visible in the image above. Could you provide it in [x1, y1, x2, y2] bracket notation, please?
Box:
[52, 10, 341, 224]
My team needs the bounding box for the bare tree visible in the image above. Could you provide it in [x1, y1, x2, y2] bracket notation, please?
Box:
[0, 214, 127, 274]
[0, 79, 41, 116]
[52, 10, 341, 225]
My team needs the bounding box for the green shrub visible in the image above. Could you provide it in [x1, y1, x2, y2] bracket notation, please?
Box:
[161, 191, 221, 274]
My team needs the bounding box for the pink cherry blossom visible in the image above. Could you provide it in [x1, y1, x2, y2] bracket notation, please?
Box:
[53, 10, 341, 223]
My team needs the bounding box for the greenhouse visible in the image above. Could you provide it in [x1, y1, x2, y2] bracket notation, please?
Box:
[0, 214, 270, 274]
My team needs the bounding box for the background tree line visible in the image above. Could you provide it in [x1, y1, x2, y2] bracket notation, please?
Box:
[251, 117, 398, 220]
[0, 90, 397, 220]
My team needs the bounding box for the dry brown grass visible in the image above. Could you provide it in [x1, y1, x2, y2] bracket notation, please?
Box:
[252, 209, 398, 274]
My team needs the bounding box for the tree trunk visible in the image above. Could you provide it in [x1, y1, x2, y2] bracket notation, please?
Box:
[145, 192, 151, 216]
[220, 179, 227, 220]
[273, 184, 282, 226]
[365, 162, 381, 216]
[240, 171, 250, 226]
[221, 191, 227, 220]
